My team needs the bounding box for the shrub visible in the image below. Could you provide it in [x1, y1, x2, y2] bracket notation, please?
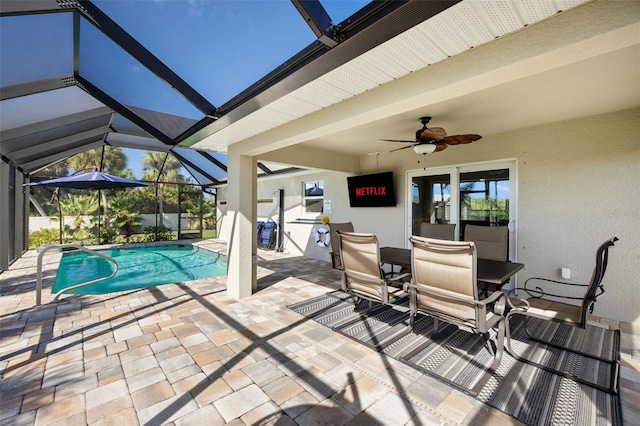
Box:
[129, 226, 174, 242]
[29, 228, 60, 249]
[100, 228, 117, 244]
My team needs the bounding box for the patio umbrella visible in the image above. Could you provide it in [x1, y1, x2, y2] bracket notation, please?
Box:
[25, 171, 150, 243]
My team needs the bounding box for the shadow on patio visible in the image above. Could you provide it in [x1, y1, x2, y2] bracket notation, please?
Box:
[0, 242, 635, 425]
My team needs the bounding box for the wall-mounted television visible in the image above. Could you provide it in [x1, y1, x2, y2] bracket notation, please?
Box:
[347, 171, 396, 207]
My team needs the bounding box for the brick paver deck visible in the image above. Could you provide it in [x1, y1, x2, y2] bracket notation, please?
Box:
[1, 239, 638, 425]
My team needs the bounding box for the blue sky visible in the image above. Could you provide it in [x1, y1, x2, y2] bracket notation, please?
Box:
[126, 149, 147, 180]
[1, 1, 372, 181]
[97, 1, 370, 180]
[92, 0, 370, 108]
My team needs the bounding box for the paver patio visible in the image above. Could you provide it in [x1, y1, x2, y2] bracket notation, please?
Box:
[1, 239, 638, 425]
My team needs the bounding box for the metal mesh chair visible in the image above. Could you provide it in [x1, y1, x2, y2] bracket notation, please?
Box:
[465, 224, 509, 296]
[505, 237, 619, 393]
[402, 236, 507, 394]
[419, 222, 456, 240]
[464, 224, 508, 261]
[329, 222, 354, 270]
[337, 231, 408, 308]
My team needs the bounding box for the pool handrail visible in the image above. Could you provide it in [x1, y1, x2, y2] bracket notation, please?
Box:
[36, 244, 118, 306]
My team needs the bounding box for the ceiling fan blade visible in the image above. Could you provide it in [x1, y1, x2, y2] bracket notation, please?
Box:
[420, 127, 447, 140]
[380, 139, 416, 143]
[389, 145, 414, 153]
[434, 143, 448, 152]
[442, 135, 461, 145]
[442, 134, 480, 145]
[458, 134, 482, 144]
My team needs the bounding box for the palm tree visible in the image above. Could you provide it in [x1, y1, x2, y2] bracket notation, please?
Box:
[109, 193, 143, 241]
[29, 161, 70, 218]
[52, 193, 98, 242]
[142, 152, 183, 227]
[68, 146, 129, 232]
[67, 146, 127, 175]
[37, 161, 70, 177]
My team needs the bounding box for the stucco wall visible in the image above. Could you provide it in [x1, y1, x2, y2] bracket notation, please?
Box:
[29, 214, 182, 232]
[217, 170, 354, 259]
[508, 109, 639, 325]
[217, 108, 639, 324]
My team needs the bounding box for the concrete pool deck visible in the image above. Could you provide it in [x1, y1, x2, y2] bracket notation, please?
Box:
[1, 239, 638, 425]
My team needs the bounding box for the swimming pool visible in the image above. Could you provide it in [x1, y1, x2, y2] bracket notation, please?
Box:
[53, 244, 227, 295]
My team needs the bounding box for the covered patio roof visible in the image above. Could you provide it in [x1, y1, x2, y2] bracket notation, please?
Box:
[4, 0, 633, 186]
[1, 0, 457, 184]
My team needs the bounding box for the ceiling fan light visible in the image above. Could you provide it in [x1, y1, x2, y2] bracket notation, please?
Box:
[413, 144, 437, 155]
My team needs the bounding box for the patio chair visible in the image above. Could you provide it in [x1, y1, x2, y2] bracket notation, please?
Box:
[465, 224, 509, 295]
[402, 236, 507, 393]
[257, 221, 265, 241]
[329, 222, 354, 269]
[464, 224, 508, 261]
[337, 231, 409, 309]
[505, 236, 619, 393]
[259, 221, 277, 249]
[419, 222, 456, 240]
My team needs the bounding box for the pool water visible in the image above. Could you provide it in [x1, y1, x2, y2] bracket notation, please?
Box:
[53, 244, 227, 295]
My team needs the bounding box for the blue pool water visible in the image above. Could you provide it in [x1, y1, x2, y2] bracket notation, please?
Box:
[53, 244, 227, 295]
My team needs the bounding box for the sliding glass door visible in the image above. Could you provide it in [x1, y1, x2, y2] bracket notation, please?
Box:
[410, 173, 451, 235]
[459, 168, 510, 240]
[407, 160, 517, 261]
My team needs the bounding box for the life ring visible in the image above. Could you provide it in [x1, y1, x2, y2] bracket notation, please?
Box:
[315, 227, 331, 248]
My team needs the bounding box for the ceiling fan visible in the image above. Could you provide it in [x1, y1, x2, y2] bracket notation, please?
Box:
[381, 116, 482, 154]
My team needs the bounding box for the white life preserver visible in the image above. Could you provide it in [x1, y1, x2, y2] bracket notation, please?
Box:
[315, 227, 331, 248]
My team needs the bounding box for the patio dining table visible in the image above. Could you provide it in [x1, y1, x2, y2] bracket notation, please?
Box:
[380, 246, 524, 288]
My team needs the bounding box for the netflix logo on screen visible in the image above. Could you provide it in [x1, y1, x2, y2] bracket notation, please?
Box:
[355, 186, 387, 197]
[347, 172, 396, 207]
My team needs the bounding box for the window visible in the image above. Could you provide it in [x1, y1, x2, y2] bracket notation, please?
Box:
[407, 160, 517, 262]
[303, 180, 323, 213]
[459, 169, 510, 240]
[411, 173, 451, 235]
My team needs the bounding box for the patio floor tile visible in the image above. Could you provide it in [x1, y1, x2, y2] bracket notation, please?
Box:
[239, 400, 283, 425]
[20, 387, 55, 413]
[0, 395, 22, 421]
[131, 380, 175, 411]
[126, 366, 166, 393]
[54, 374, 99, 400]
[192, 377, 233, 407]
[222, 369, 253, 391]
[173, 404, 225, 425]
[214, 383, 270, 422]
[89, 406, 138, 426]
[34, 394, 85, 426]
[86, 396, 133, 424]
[242, 358, 286, 387]
[136, 393, 199, 425]
[365, 392, 418, 426]
[0, 240, 637, 426]
[294, 398, 354, 425]
[262, 375, 305, 405]
[121, 354, 158, 377]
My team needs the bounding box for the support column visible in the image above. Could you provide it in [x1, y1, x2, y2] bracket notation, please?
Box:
[226, 147, 257, 298]
[15, 171, 26, 257]
[0, 161, 10, 271]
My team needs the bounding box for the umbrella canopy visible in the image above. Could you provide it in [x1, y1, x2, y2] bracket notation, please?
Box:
[25, 171, 150, 244]
[25, 171, 150, 190]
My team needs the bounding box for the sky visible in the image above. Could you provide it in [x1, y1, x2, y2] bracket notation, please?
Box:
[93, 0, 371, 180]
[1, 1, 372, 182]
[125, 149, 147, 180]
[91, 0, 370, 109]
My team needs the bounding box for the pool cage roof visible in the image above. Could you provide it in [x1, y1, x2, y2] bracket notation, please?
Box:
[1, 0, 464, 187]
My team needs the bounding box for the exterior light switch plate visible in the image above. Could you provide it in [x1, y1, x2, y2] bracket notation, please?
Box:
[561, 267, 571, 280]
